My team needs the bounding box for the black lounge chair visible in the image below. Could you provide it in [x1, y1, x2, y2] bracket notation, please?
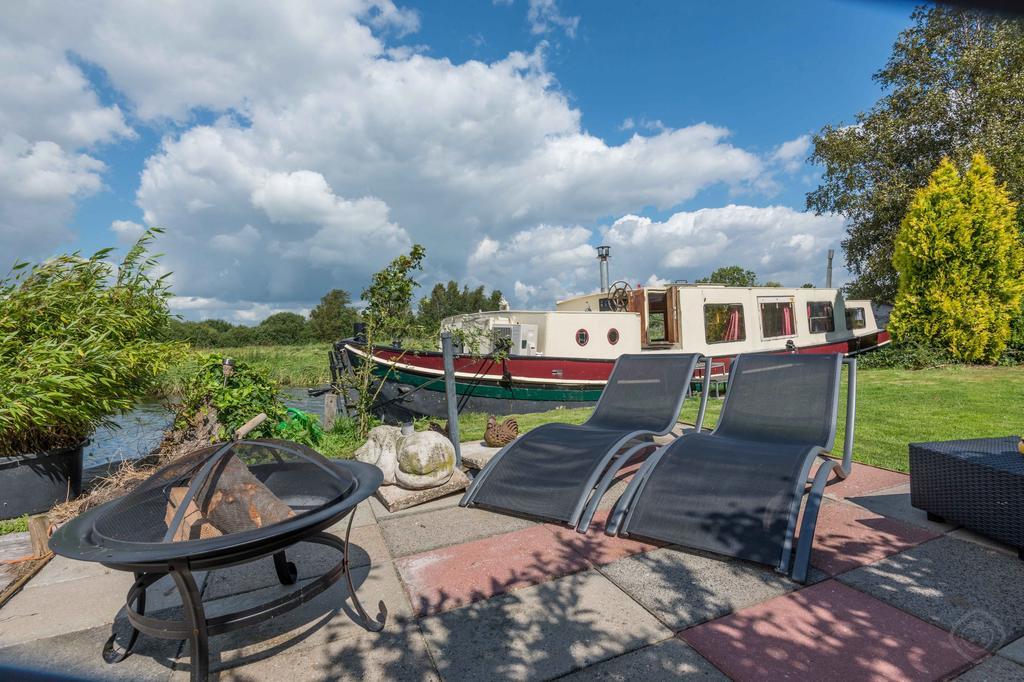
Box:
[606, 352, 856, 583]
[460, 353, 707, 530]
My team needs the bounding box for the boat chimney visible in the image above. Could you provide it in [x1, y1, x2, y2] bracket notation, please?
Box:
[597, 245, 611, 292]
[826, 249, 834, 288]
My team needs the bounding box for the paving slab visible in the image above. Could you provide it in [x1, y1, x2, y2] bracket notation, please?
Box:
[681, 579, 982, 681]
[368, 489, 463, 521]
[461, 440, 503, 471]
[839, 536, 1024, 650]
[378, 505, 534, 557]
[809, 498, 940, 576]
[204, 524, 389, 600]
[375, 469, 470, 513]
[559, 637, 727, 681]
[545, 511, 661, 566]
[843, 483, 958, 533]
[948, 528, 1021, 558]
[819, 461, 908, 499]
[599, 547, 800, 631]
[396, 524, 590, 616]
[0, 619, 180, 681]
[173, 561, 411, 677]
[0, 568, 205, 647]
[419, 569, 671, 680]
[23, 553, 118, 589]
[955, 655, 1024, 681]
[998, 635, 1024, 665]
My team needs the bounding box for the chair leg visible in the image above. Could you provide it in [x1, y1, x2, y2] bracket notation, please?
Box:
[576, 442, 654, 533]
[604, 443, 672, 536]
[791, 459, 836, 583]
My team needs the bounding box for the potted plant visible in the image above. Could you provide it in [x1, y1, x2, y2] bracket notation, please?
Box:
[0, 229, 181, 519]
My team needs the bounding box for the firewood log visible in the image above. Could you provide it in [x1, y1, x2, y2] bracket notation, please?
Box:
[195, 455, 295, 534]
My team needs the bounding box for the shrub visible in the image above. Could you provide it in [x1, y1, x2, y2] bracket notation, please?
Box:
[856, 343, 957, 370]
[888, 154, 1024, 362]
[0, 230, 182, 456]
[175, 353, 286, 440]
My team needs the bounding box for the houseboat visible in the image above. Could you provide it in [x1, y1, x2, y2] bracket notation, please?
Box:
[339, 251, 889, 421]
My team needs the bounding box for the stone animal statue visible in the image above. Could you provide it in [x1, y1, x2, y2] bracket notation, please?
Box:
[355, 425, 456, 490]
[484, 415, 518, 448]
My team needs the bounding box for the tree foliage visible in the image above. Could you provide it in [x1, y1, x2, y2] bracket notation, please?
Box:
[808, 5, 1024, 300]
[696, 266, 758, 287]
[888, 155, 1023, 362]
[0, 229, 183, 456]
[309, 289, 360, 342]
[418, 281, 503, 330]
[256, 311, 310, 345]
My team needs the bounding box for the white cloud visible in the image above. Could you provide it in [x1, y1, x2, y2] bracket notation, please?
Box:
[110, 219, 145, 241]
[527, 0, 579, 38]
[771, 134, 811, 173]
[619, 117, 635, 131]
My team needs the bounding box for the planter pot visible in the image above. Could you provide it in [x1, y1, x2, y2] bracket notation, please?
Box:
[0, 440, 86, 520]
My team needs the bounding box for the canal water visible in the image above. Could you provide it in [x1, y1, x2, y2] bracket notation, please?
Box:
[84, 389, 324, 470]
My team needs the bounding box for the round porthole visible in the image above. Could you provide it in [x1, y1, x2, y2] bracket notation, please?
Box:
[575, 329, 590, 346]
[607, 328, 620, 345]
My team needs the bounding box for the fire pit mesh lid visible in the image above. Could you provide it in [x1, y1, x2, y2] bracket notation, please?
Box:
[93, 440, 355, 544]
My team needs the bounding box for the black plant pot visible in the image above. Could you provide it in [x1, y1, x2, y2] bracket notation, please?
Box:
[0, 440, 86, 520]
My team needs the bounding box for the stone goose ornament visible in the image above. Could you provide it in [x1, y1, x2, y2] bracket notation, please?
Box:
[484, 415, 519, 448]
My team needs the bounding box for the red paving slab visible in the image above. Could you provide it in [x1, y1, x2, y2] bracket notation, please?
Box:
[395, 524, 591, 616]
[819, 461, 908, 499]
[809, 501, 940, 576]
[543, 510, 663, 566]
[680, 580, 983, 681]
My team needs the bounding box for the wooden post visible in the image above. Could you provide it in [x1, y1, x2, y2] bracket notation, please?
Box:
[28, 514, 51, 559]
[441, 332, 462, 469]
[323, 392, 338, 431]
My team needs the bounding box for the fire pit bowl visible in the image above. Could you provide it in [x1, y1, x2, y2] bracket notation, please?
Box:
[49, 439, 385, 681]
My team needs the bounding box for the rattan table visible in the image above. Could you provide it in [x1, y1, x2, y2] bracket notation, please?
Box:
[909, 437, 1024, 559]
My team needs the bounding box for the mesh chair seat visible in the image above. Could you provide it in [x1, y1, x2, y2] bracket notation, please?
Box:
[470, 424, 642, 523]
[622, 433, 816, 565]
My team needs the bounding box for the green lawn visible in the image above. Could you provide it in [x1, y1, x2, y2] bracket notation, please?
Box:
[436, 365, 1024, 473]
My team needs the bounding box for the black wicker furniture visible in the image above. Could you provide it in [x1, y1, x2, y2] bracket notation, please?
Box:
[49, 439, 386, 681]
[910, 437, 1024, 559]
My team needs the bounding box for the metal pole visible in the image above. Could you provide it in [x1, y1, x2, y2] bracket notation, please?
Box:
[440, 331, 462, 468]
[826, 249, 834, 288]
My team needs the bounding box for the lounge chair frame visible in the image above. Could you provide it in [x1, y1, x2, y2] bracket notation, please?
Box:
[607, 355, 857, 583]
[461, 354, 708, 531]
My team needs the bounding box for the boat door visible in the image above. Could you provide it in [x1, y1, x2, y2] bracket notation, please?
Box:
[642, 288, 679, 348]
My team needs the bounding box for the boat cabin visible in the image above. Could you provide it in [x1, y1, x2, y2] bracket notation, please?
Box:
[442, 283, 883, 360]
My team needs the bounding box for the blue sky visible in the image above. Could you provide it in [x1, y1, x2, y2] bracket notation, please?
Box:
[3, 0, 917, 321]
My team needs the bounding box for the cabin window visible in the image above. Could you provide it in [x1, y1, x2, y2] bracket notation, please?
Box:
[759, 298, 795, 338]
[607, 328, 620, 345]
[704, 303, 746, 344]
[807, 301, 835, 333]
[575, 329, 590, 346]
[845, 306, 867, 330]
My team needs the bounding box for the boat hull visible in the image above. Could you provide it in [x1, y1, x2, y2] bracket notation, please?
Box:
[342, 330, 889, 421]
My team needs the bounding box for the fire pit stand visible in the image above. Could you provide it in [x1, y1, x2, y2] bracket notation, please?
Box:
[50, 440, 386, 682]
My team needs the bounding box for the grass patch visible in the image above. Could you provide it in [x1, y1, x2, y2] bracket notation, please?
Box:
[0, 514, 29, 536]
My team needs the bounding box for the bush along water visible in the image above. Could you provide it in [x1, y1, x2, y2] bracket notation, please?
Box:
[0, 229, 183, 457]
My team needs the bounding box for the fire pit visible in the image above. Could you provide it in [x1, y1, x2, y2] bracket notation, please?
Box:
[49, 439, 386, 681]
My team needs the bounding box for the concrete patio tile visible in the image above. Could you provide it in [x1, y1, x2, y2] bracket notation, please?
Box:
[395, 524, 590, 616]
[599, 547, 799, 631]
[348, 500, 378, 528]
[378, 505, 534, 557]
[204, 524, 388, 600]
[839, 536, 1024, 650]
[681, 580, 982, 681]
[0, 620, 180, 681]
[998, 635, 1024, 665]
[546, 509, 661, 564]
[0, 568, 205, 647]
[809, 499, 940, 576]
[948, 528, 1021, 559]
[174, 561, 412, 677]
[559, 637, 728, 681]
[843, 483, 958, 533]
[368, 489, 463, 521]
[819, 461, 908, 499]
[955, 656, 1024, 680]
[419, 569, 671, 680]
[26, 553, 121, 589]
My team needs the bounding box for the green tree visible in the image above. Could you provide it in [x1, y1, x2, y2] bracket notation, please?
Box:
[888, 155, 1023, 362]
[256, 311, 309, 345]
[417, 281, 503, 330]
[801, 283, 816, 288]
[309, 289, 360, 342]
[696, 266, 758, 287]
[808, 6, 1024, 301]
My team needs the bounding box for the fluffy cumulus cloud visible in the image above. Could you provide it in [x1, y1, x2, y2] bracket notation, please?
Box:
[466, 206, 847, 306]
[1, 0, 831, 320]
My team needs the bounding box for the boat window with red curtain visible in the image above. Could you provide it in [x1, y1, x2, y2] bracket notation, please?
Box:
[807, 301, 835, 333]
[704, 303, 746, 344]
[759, 298, 796, 338]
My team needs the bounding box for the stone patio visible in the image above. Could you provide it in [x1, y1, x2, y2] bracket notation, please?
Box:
[3, 461, 1024, 680]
